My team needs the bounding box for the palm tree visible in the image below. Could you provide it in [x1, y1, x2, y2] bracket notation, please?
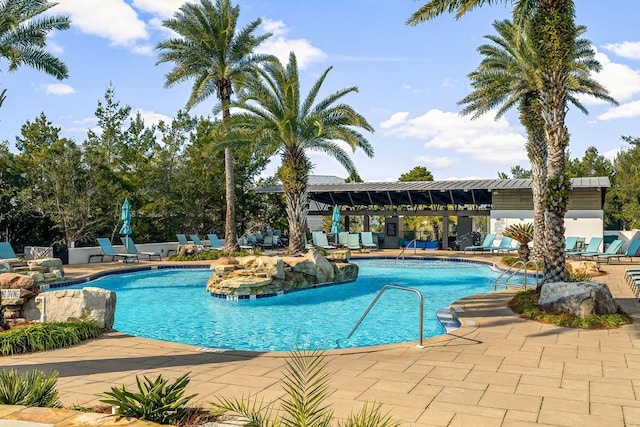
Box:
[225, 52, 374, 254]
[0, 0, 70, 107]
[155, 0, 272, 251]
[459, 20, 616, 264]
[407, 0, 582, 284]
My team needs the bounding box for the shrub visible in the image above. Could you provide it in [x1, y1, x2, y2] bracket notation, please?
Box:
[168, 249, 257, 261]
[0, 369, 61, 407]
[509, 290, 632, 328]
[0, 320, 103, 355]
[99, 372, 197, 425]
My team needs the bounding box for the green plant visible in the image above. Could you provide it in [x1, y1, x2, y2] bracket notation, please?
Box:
[99, 372, 197, 425]
[0, 369, 61, 407]
[168, 249, 257, 261]
[503, 223, 534, 262]
[565, 267, 593, 282]
[0, 320, 103, 355]
[509, 290, 632, 328]
[214, 347, 400, 427]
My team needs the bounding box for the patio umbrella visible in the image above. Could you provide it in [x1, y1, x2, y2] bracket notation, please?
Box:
[119, 199, 132, 250]
[330, 205, 341, 234]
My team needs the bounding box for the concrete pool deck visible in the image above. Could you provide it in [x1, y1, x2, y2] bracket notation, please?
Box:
[2, 250, 640, 426]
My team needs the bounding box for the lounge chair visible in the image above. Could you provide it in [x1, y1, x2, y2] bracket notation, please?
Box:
[346, 234, 361, 251]
[177, 234, 190, 245]
[0, 242, 27, 266]
[485, 236, 513, 254]
[304, 234, 314, 250]
[89, 238, 139, 263]
[261, 235, 275, 250]
[566, 237, 603, 259]
[463, 233, 496, 253]
[207, 234, 225, 250]
[564, 236, 579, 252]
[579, 238, 623, 260]
[598, 240, 640, 264]
[337, 231, 349, 247]
[315, 232, 337, 250]
[360, 232, 378, 250]
[120, 237, 162, 260]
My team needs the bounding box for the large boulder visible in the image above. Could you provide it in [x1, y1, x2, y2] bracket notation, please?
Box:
[23, 287, 116, 329]
[281, 256, 317, 276]
[566, 261, 602, 278]
[208, 276, 273, 295]
[177, 244, 204, 256]
[0, 273, 39, 298]
[307, 250, 335, 283]
[27, 258, 64, 276]
[539, 281, 617, 318]
[0, 262, 10, 274]
[334, 262, 359, 282]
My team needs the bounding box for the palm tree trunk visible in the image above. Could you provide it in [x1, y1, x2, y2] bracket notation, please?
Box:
[221, 100, 238, 252]
[280, 148, 311, 254]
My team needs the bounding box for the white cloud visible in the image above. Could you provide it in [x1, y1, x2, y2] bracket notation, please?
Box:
[597, 100, 640, 120]
[441, 78, 456, 87]
[132, 0, 185, 18]
[415, 155, 457, 167]
[48, 40, 64, 54]
[603, 41, 640, 60]
[55, 0, 148, 46]
[131, 45, 154, 56]
[256, 20, 326, 69]
[134, 109, 173, 126]
[584, 51, 640, 104]
[45, 83, 75, 95]
[380, 109, 527, 164]
[602, 147, 622, 161]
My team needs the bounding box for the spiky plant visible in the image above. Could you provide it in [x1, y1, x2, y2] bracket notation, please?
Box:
[214, 346, 400, 427]
[0, 369, 61, 407]
[503, 223, 534, 262]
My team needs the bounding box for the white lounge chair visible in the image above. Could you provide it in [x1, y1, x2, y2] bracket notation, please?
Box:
[360, 232, 378, 250]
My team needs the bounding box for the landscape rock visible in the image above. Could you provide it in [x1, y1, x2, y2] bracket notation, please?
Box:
[28, 258, 64, 276]
[0, 273, 39, 298]
[566, 261, 602, 277]
[307, 250, 335, 283]
[23, 287, 116, 329]
[177, 244, 204, 256]
[539, 281, 617, 318]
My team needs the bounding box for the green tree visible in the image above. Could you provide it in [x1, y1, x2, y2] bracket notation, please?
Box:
[225, 52, 374, 253]
[566, 146, 614, 179]
[459, 18, 614, 263]
[156, 0, 272, 251]
[0, 0, 70, 107]
[607, 136, 640, 230]
[398, 166, 434, 182]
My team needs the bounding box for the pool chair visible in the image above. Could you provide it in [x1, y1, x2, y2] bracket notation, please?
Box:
[304, 234, 314, 250]
[360, 231, 378, 250]
[0, 242, 27, 266]
[206, 234, 225, 250]
[260, 235, 276, 250]
[578, 238, 623, 260]
[566, 237, 603, 259]
[89, 238, 139, 263]
[485, 236, 514, 254]
[337, 231, 349, 247]
[463, 233, 496, 253]
[564, 236, 579, 252]
[315, 233, 337, 250]
[176, 234, 190, 245]
[120, 237, 161, 260]
[598, 240, 640, 264]
[346, 233, 362, 251]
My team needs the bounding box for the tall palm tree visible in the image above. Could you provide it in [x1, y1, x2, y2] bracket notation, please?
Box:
[0, 0, 70, 107]
[225, 52, 374, 253]
[155, 0, 272, 251]
[459, 20, 616, 265]
[408, 0, 580, 284]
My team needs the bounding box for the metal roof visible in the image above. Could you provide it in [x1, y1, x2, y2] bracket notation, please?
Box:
[257, 177, 610, 209]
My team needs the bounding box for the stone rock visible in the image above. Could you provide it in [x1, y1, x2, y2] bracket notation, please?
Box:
[27, 258, 64, 276]
[213, 265, 236, 273]
[0, 262, 11, 273]
[236, 256, 258, 267]
[325, 250, 351, 263]
[282, 256, 317, 276]
[177, 244, 204, 256]
[29, 272, 45, 284]
[254, 256, 285, 280]
[23, 287, 116, 329]
[210, 257, 239, 267]
[307, 250, 335, 283]
[566, 261, 602, 277]
[334, 262, 359, 282]
[209, 276, 273, 295]
[539, 281, 617, 318]
[0, 273, 39, 298]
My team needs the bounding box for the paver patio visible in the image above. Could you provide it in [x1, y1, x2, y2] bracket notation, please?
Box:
[1, 250, 639, 426]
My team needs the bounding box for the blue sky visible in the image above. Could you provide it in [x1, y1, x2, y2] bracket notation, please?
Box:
[2, 0, 640, 182]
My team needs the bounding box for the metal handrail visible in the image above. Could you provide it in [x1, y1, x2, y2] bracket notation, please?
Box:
[395, 239, 417, 264]
[494, 260, 539, 290]
[346, 284, 425, 348]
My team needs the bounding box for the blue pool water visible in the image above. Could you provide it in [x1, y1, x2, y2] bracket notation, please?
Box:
[60, 259, 511, 352]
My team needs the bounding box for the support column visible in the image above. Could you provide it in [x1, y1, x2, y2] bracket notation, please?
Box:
[442, 216, 449, 250]
[364, 215, 370, 232]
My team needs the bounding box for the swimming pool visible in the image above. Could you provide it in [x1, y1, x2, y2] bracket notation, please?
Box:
[60, 259, 512, 352]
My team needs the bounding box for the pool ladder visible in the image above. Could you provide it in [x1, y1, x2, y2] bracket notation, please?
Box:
[493, 260, 539, 290]
[346, 284, 425, 348]
[395, 239, 418, 264]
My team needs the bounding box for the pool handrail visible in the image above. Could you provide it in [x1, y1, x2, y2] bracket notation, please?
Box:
[346, 284, 425, 348]
[395, 239, 418, 264]
[493, 260, 539, 290]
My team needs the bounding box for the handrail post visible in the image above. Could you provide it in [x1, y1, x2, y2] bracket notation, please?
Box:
[346, 284, 425, 348]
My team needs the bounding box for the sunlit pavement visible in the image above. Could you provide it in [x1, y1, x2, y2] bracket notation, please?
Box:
[2, 250, 640, 426]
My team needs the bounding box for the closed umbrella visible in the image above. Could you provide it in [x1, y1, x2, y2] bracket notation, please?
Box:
[331, 205, 341, 234]
[119, 199, 132, 250]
